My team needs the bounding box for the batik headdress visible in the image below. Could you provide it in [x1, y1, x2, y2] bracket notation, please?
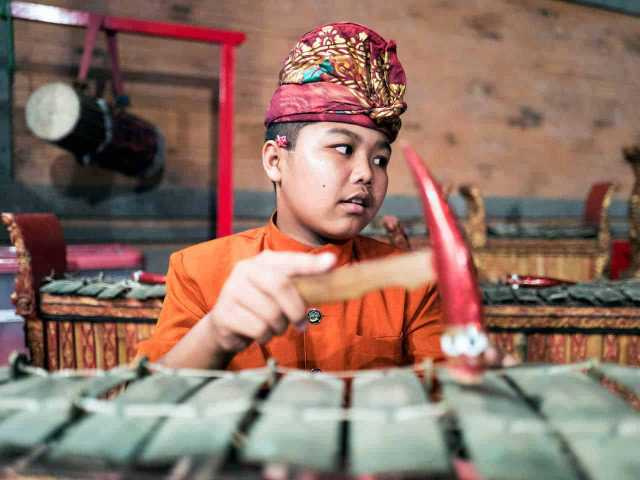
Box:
[265, 22, 407, 141]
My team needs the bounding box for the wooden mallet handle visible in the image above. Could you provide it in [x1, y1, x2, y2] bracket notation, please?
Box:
[292, 249, 435, 305]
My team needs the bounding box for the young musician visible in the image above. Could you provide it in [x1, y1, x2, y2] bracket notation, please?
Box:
[137, 22, 443, 371]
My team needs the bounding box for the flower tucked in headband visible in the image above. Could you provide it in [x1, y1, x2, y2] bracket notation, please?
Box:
[275, 135, 289, 148]
[265, 22, 407, 141]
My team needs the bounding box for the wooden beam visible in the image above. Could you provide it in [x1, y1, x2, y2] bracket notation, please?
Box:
[0, 0, 13, 182]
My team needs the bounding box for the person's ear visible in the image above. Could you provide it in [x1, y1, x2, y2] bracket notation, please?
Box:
[262, 140, 285, 183]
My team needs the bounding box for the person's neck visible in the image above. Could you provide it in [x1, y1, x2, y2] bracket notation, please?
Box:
[273, 211, 329, 247]
[274, 209, 355, 248]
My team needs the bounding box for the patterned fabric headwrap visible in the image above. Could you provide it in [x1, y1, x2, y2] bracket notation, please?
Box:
[265, 22, 407, 142]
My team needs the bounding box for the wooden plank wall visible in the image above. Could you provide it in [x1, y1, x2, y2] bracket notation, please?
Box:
[3, 0, 639, 268]
[10, 0, 640, 198]
[11, 11, 216, 191]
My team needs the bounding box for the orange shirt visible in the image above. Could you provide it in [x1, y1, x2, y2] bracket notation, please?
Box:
[136, 219, 443, 371]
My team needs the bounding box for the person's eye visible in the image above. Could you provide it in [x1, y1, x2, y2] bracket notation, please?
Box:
[334, 144, 353, 155]
[372, 156, 389, 168]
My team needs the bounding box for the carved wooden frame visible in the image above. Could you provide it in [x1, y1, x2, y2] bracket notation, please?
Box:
[1, 212, 46, 367]
[458, 183, 614, 279]
[593, 182, 616, 278]
[458, 184, 487, 249]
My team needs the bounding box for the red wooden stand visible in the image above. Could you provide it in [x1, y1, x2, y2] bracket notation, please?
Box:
[10, 1, 246, 237]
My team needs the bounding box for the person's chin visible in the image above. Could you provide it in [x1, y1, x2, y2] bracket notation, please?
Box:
[325, 218, 368, 240]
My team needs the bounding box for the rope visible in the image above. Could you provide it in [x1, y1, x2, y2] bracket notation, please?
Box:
[68, 396, 449, 422]
[7, 357, 637, 434]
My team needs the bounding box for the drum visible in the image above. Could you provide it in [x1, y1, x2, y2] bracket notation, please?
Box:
[0, 357, 637, 479]
[25, 82, 164, 178]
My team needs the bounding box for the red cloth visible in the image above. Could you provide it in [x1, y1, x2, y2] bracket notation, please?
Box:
[137, 219, 443, 371]
[265, 22, 407, 141]
[610, 240, 631, 279]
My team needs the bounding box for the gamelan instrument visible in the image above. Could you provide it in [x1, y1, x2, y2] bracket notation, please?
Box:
[0, 356, 638, 479]
[2, 147, 637, 479]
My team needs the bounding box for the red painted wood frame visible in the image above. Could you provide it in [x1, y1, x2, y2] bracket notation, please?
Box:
[9, 1, 246, 237]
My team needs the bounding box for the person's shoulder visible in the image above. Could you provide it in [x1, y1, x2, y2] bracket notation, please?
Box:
[354, 235, 403, 260]
[178, 226, 265, 256]
[169, 226, 267, 275]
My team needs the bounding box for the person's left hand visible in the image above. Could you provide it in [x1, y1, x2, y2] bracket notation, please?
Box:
[482, 345, 520, 368]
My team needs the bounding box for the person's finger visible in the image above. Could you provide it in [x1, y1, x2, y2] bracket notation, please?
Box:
[382, 215, 399, 230]
[258, 250, 336, 276]
[220, 332, 252, 352]
[271, 279, 309, 328]
[483, 346, 499, 366]
[501, 354, 519, 367]
[237, 279, 289, 335]
[249, 269, 307, 327]
[216, 301, 274, 344]
[207, 317, 252, 353]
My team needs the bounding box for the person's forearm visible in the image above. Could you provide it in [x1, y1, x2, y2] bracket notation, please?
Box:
[158, 313, 234, 369]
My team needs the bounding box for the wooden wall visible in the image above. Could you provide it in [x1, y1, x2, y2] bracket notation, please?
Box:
[8, 0, 639, 201]
[12, 6, 217, 191]
[2, 0, 639, 272]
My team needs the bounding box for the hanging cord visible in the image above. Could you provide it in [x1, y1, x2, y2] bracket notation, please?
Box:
[105, 29, 128, 107]
[73, 13, 125, 164]
[75, 13, 102, 94]
[75, 13, 128, 107]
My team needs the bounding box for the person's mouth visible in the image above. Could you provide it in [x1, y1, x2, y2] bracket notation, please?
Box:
[339, 193, 371, 214]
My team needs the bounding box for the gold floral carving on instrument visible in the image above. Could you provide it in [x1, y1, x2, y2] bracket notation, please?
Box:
[1, 212, 46, 367]
[1, 213, 34, 316]
[485, 309, 640, 330]
[623, 145, 640, 278]
[458, 183, 614, 281]
[593, 183, 616, 278]
[458, 184, 487, 249]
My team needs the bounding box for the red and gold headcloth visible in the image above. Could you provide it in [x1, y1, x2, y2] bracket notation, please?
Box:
[265, 22, 407, 141]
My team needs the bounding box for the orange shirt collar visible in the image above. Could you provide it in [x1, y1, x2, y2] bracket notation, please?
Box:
[265, 213, 355, 267]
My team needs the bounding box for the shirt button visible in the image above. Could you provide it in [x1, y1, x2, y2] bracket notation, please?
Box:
[306, 308, 322, 324]
[311, 368, 322, 373]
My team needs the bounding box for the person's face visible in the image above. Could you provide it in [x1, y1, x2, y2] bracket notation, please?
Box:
[263, 122, 391, 246]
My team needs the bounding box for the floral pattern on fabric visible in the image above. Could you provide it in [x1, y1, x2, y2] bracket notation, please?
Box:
[301, 58, 335, 83]
[265, 22, 407, 141]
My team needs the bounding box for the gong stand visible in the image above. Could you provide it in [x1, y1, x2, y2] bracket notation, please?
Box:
[76, 13, 127, 105]
[9, 1, 245, 237]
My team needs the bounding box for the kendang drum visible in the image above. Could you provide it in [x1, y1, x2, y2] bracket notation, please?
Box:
[0, 356, 638, 479]
[25, 82, 164, 179]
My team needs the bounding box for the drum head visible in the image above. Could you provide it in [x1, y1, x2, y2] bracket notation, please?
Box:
[25, 82, 80, 141]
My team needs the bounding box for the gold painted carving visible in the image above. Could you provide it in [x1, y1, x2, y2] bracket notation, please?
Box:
[1, 213, 35, 316]
[1, 212, 46, 367]
[594, 183, 616, 278]
[459, 184, 487, 249]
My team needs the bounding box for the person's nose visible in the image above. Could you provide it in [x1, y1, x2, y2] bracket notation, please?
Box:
[350, 152, 373, 185]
